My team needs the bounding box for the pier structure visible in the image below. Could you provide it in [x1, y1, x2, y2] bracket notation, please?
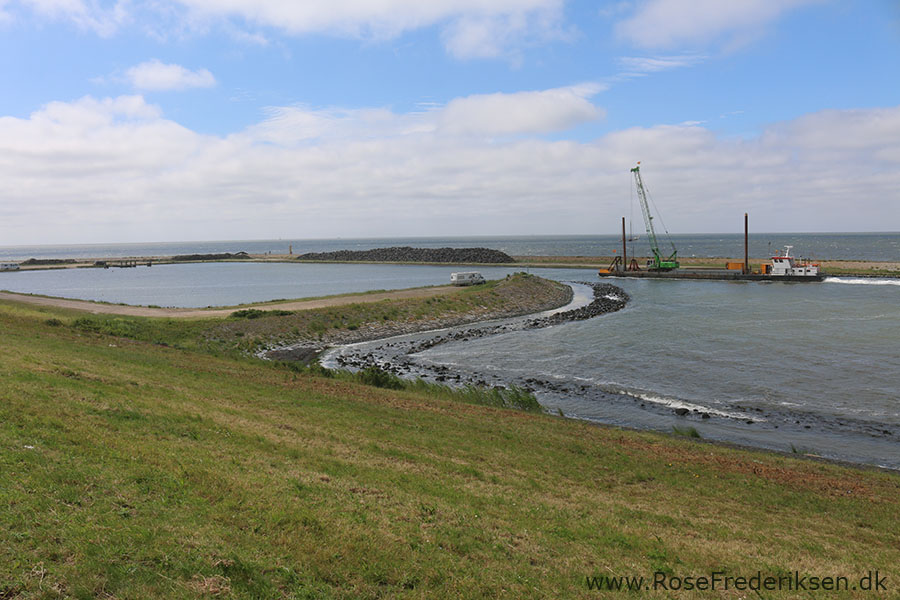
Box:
[94, 259, 152, 268]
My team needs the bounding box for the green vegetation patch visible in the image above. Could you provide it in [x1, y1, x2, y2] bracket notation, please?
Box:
[231, 308, 294, 319]
[339, 365, 542, 412]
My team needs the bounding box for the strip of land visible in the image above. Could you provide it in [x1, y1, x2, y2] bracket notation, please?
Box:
[0, 274, 573, 358]
[4, 252, 899, 276]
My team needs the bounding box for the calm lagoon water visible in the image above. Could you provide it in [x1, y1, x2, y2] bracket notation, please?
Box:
[0, 262, 525, 308]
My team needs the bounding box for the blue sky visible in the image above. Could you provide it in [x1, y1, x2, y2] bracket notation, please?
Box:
[1, 0, 899, 244]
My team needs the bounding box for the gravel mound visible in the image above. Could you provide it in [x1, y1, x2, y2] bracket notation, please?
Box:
[295, 246, 515, 264]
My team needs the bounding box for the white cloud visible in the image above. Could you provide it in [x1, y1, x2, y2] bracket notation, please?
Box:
[243, 84, 605, 144]
[173, 0, 567, 59]
[0, 94, 898, 245]
[125, 59, 216, 91]
[436, 85, 605, 135]
[617, 0, 822, 49]
[174, 0, 560, 35]
[14, 0, 129, 35]
[244, 106, 421, 145]
[242, 84, 605, 145]
[617, 54, 706, 74]
[440, 5, 569, 60]
[6, 0, 568, 58]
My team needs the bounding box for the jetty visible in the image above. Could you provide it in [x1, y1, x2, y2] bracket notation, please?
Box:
[94, 259, 152, 268]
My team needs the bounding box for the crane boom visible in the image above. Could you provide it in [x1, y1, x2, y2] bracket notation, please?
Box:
[631, 164, 679, 271]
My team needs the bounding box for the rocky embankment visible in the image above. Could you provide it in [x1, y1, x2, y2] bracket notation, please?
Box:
[260, 274, 572, 362]
[392, 282, 628, 356]
[295, 246, 515, 263]
[329, 282, 628, 383]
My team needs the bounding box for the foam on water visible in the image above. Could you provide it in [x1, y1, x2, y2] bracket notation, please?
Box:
[617, 390, 758, 421]
[825, 277, 900, 286]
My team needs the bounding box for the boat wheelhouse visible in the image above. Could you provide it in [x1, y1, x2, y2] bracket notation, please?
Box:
[766, 245, 819, 277]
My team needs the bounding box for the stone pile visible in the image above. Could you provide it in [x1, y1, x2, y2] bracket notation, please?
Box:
[295, 246, 515, 263]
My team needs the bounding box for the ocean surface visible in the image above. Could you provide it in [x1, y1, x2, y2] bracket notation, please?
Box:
[1, 232, 899, 262]
[1, 234, 898, 468]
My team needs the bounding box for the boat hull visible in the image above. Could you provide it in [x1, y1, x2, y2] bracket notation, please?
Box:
[597, 270, 825, 282]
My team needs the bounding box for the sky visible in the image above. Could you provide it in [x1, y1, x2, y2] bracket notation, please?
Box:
[0, 0, 899, 245]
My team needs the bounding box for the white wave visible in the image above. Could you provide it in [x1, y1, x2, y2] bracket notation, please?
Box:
[540, 282, 593, 316]
[621, 390, 762, 421]
[825, 277, 900, 286]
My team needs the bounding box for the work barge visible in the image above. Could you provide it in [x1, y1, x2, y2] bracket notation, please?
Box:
[598, 267, 825, 282]
[599, 215, 825, 282]
[599, 165, 825, 282]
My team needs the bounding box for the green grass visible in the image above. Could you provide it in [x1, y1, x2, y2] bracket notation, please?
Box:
[671, 425, 702, 438]
[1, 294, 898, 598]
[335, 365, 542, 412]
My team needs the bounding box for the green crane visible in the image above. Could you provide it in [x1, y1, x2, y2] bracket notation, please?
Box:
[631, 163, 679, 271]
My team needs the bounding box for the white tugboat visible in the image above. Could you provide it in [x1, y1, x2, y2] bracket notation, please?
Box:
[767, 245, 820, 277]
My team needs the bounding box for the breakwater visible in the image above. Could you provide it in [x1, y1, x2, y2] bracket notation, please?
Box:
[260, 274, 574, 362]
[295, 246, 515, 263]
[329, 282, 629, 386]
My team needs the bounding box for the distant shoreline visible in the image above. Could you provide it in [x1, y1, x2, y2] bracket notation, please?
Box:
[2, 252, 898, 277]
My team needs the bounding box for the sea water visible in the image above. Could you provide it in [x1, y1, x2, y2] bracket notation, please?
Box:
[408, 274, 900, 468]
[1, 232, 899, 262]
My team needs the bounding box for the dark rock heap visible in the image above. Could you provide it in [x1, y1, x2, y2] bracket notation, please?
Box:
[20, 258, 77, 265]
[295, 246, 515, 264]
[169, 252, 251, 261]
[396, 282, 629, 355]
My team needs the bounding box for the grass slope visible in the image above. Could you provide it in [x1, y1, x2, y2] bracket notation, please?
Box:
[1, 299, 898, 598]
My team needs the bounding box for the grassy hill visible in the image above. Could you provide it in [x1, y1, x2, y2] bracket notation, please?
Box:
[1, 288, 898, 599]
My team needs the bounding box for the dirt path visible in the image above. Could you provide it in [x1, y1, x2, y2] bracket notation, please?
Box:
[0, 286, 462, 319]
